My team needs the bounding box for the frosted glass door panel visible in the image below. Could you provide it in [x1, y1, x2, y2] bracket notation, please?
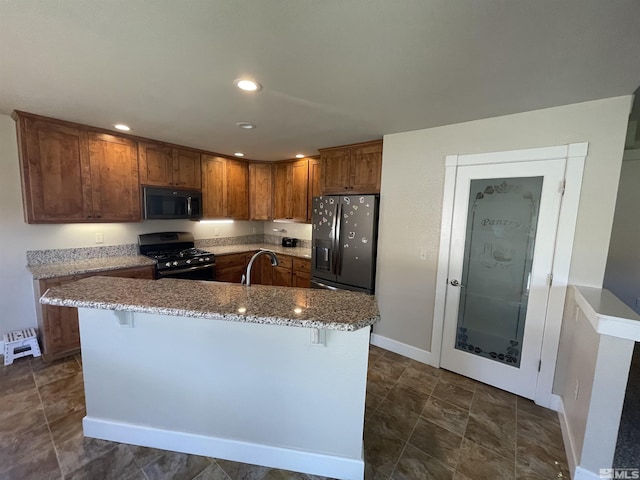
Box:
[455, 177, 543, 368]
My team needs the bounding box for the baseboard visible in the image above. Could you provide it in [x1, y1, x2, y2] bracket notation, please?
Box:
[549, 393, 562, 413]
[558, 397, 579, 479]
[370, 333, 432, 365]
[573, 466, 602, 480]
[83, 417, 364, 480]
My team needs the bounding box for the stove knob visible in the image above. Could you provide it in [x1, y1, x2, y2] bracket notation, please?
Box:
[199, 258, 204, 262]
[186, 260, 191, 264]
[205, 257, 210, 261]
[173, 261, 178, 266]
[165, 262, 171, 267]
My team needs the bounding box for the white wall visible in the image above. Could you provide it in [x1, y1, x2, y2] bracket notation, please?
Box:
[0, 115, 263, 334]
[603, 151, 640, 314]
[375, 96, 632, 354]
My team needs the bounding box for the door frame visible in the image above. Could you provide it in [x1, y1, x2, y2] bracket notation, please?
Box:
[431, 142, 587, 408]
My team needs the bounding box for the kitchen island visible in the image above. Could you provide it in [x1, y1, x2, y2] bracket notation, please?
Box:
[40, 276, 380, 480]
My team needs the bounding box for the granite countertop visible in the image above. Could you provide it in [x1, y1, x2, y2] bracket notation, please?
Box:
[207, 244, 311, 259]
[40, 276, 379, 331]
[29, 256, 157, 280]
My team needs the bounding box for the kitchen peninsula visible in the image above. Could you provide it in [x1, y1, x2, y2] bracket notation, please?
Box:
[40, 276, 380, 480]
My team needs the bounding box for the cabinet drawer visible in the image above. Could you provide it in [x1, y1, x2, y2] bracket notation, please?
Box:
[293, 257, 311, 273]
[275, 254, 293, 269]
[215, 253, 249, 269]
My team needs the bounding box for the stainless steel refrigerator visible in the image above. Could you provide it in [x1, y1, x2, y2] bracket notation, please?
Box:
[311, 194, 380, 294]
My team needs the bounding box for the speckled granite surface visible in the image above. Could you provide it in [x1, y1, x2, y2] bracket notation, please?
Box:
[207, 244, 311, 259]
[29, 256, 156, 279]
[27, 244, 139, 265]
[40, 276, 379, 331]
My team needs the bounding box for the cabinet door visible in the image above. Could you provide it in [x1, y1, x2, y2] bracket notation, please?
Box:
[173, 149, 202, 189]
[18, 117, 91, 223]
[292, 257, 311, 288]
[226, 159, 249, 220]
[139, 142, 174, 186]
[290, 159, 309, 222]
[307, 158, 321, 223]
[320, 148, 351, 194]
[215, 253, 247, 283]
[249, 163, 273, 220]
[273, 163, 292, 220]
[87, 133, 141, 222]
[38, 277, 81, 360]
[350, 142, 383, 193]
[272, 266, 293, 287]
[201, 155, 227, 218]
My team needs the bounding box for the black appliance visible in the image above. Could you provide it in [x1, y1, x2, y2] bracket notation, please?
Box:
[143, 186, 202, 220]
[311, 195, 379, 294]
[138, 231, 215, 281]
[281, 237, 298, 247]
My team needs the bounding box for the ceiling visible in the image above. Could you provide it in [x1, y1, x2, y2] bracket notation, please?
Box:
[1, 1, 639, 161]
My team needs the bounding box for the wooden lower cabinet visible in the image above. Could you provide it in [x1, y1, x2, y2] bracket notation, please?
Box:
[35, 265, 155, 362]
[292, 257, 311, 288]
[214, 251, 311, 288]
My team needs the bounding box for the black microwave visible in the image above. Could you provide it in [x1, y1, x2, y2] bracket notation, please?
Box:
[143, 186, 202, 220]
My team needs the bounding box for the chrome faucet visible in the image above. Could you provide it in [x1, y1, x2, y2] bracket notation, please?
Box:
[241, 250, 279, 286]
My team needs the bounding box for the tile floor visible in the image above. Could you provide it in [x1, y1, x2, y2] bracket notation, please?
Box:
[0, 346, 569, 479]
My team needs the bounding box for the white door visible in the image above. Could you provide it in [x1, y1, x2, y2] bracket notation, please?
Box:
[440, 158, 565, 399]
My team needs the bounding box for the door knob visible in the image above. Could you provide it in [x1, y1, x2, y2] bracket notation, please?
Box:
[450, 279, 463, 287]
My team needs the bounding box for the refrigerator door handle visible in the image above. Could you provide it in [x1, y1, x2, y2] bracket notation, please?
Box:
[334, 202, 343, 275]
[329, 201, 338, 274]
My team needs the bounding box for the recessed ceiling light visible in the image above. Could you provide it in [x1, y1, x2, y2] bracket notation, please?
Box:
[234, 79, 262, 92]
[114, 124, 131, 131]
[236, 122, 256, 129]
[234, 152, 245, 157]
[295, 154, 305, 159]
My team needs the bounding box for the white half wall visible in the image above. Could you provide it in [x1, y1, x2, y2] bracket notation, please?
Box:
[374, 96, 632, 354]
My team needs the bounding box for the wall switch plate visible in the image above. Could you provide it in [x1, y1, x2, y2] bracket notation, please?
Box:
[419, 249, 427, 261]
[95, 232, 104, 244]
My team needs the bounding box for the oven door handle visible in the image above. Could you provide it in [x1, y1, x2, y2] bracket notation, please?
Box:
[157, 263, 215, 277]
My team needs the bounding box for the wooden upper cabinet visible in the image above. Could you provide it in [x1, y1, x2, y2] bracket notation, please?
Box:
[226, 159, 249, 220]
[139, 142, 201, 189]
[87, 133, 140, 222]
[249, 163, 273, 221]
[201, 155, 226, 218]
[319, 140, 382, 195]
[273, 159, 308, 222]
[201, 155, 248, 220]
[17, 116, 91, 223]
[173, 149, 202, 189]
[13, 112, 141, 223]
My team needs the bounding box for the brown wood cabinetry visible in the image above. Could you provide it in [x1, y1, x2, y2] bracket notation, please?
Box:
[35, 265, 155, 361]
[139, 142, 201, 190]
[14, 112, 141, 223]
[319, 140, 382, 194]
[201, 155, 249, 220]
[214, 253, 248, 283]
[292, 257, 311, 288]
[249, 163, 273, 220]
[273, 159, 309, 222]
[87, 133, 141, 221]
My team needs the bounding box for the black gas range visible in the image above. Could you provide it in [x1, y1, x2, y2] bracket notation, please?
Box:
[138, 232, 216, 281]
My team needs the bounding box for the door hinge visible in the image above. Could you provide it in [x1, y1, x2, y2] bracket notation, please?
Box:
[560, 180, 566, 195]
[548, 273, 553, 286]
[538, 360, 542, 372]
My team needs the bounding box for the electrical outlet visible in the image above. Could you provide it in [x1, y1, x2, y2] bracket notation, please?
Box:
[252, 227, 256, 234]
[574, 380, 579, 400]
[214, 227, 220, 237]
[95, 232, 104, 244]
[419, 249, 427, 261]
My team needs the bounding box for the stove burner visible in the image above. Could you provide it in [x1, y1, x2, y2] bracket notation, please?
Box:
[138, 232, 215, 274]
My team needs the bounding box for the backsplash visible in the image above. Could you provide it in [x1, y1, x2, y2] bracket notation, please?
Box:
[27, 234, 311, 265]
